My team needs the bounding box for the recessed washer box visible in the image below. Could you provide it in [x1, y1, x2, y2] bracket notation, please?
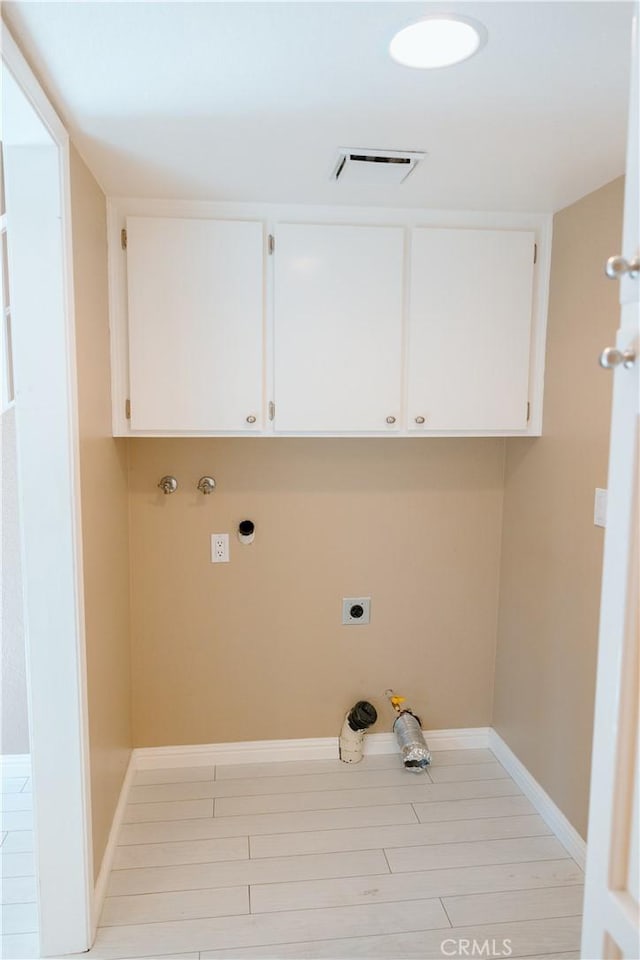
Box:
[342, 597, 371, 625]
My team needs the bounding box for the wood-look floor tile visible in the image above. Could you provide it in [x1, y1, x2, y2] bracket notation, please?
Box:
[88, 897, 448, 958]
[0, 831, 34, 854]
[213, 749, 496, 783]
[1, 901, 39, 934]
[215, 755, 402, 781]
[443, 884, 584, 926]
[1, 793, 33, 813]
[86, 754, 584, 960]
[1, 876, 37, 905]
[101, 884, 249, 926]
[134, 766, 215, 785]
[0, 779, 28, 795]
[123, 799, 214, 823]
[525, 954, 580, 959]
[250, 859, 583, 914]
[1, 933, 40, 959]
[130, 954, 200, 959]
[198, 915, 581, 959]
[1, 852, 35, 878]
[118, 803, 417, 846]
[412, 795, 535, 823]
[386, 836, 569, 873]
[0, 811, 33, 832]
[250, 814, 550, 859]
[428, 762, 508, 783]
[108, 849, 389, 897]
[129, 768, 434, 805]
[0, 762, 31, 779]
[113, 835, 248, 870]
[215, 778, 520, 818]
[428, 749, 496, 766]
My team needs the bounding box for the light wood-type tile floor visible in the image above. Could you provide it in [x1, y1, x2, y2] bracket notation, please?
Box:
[1, 760, 39, 960]
[73, 748, 584, 960]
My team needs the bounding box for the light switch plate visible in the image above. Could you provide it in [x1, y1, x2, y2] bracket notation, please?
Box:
[594, 488, 607, 528]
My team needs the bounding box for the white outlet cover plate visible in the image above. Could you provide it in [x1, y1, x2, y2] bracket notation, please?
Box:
[211, 533, 229, 563]
[342, 597, 371, 625]
[594, 488, 608, 528]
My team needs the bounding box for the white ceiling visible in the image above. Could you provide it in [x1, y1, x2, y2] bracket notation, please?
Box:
[3, 1, 633, 212]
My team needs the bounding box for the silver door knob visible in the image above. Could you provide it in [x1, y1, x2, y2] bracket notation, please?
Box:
[246, 415, 257, 424]
[414, 416, 426, 424]
[605, 255, 640, 279]
[599, 347, 636, 369]
[197, 476, 216, 495]
[158, 476, 178, 495]
[386, 416, 396, 424]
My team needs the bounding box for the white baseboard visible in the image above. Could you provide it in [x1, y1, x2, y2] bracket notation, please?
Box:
[0, 753, 31, 778]
[92, 752, 136, 934]
[488, 729, 587, 870]
[133, 727, 491, 770]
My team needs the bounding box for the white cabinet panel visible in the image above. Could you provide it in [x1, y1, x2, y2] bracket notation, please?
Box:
[126, 217, 264, 431]
[408, 228, 535, 432]
[273, 224, 404, 432]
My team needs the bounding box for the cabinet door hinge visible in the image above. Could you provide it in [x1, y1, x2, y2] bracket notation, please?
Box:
[268, 400, 275, 420]
[268, 234, 275, 255]
[125, 398, 131, 420]
[533, 242, 537, 264]
[526, 401, 531, 422]
[121, 228, 128, 251]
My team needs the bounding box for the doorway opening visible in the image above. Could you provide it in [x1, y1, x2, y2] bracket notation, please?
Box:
[1, 29, 93, 958]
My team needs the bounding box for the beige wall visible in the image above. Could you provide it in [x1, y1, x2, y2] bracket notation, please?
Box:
[69, 161, 621, 853]
[70, 146, 132, 880]
[129, 438, 505, 746]
[493, 177, 625, 839]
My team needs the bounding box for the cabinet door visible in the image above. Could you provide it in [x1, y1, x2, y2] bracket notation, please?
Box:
[126, 217, 264, 431]
[408, 228, 535, 431]
[273, 224, 404, 432]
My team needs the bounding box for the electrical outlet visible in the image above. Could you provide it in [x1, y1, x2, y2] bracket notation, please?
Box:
[211, 533, 229, 563]
[342, 597, 371, 625]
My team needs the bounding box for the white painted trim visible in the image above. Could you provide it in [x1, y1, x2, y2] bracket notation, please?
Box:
[2, 21, 94, 957]
[488, 729, 587, 870]
[133, 727, 490, 770]
[0, 754, 31, 778]
[0, 24, 67, 146]
[92, 756, 136, 928]
[107, 196, 552, 439]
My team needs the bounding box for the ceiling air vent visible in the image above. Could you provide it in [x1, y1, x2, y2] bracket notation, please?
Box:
[332, 148, 426, 186]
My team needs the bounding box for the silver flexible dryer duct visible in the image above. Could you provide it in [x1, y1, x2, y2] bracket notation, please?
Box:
[386, 689, 431, 773]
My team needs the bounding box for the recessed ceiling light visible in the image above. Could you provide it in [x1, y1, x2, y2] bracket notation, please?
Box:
[390, 16, 487, 69]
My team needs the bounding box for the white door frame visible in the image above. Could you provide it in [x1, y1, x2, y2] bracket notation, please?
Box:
[581, 5, 640, 959]
[1, 21, 94, 956]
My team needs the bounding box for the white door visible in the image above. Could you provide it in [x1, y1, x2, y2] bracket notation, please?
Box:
[581, 8, 640, 959]
[408, 228, 535, 431]
[126, 217, 264, 432]
[273, 223, 404, 433]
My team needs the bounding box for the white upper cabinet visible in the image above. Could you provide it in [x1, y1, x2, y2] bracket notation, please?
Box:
[126, 216, 264, 432]
[110, 201, 549, 437]
[408, 228, 536, 432]
[273, 223, 404, 432]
